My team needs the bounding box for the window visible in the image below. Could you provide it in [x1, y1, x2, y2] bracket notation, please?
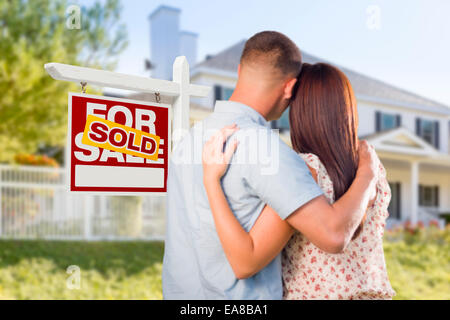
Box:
[416, 118, 440, 148]
[419, 185, 439, 207]
[214, 85, 234, 101]
[222, 88, 234, 100]
[375, 111, 401, 132]
[388, 182, 401, 219]
[422, 120, 434, 145]
[381, 114, 396, 130]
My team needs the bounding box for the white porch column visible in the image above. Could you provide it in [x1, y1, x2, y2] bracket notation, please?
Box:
[410, 161, 419, 225]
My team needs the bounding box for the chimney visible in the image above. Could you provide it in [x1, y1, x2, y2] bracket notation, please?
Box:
[149, 6, 181, 80]
[149, 6, 198, 80]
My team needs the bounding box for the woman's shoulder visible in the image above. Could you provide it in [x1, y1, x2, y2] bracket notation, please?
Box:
[299, 153, 335, 201]
[374, 161, 391, 210]
[299, 152, 390, 209]
[298, 153, 323, 172]
[299, 152, 388, 180]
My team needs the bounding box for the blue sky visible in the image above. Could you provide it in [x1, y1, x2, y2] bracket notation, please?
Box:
[82, 0, 450, 107]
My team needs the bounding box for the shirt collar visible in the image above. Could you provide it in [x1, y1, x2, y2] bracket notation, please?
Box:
[214, 100, 271, 128]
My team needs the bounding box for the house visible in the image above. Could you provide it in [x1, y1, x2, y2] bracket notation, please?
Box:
[149, 6, 450, 226]
[189, 40, 450, 225]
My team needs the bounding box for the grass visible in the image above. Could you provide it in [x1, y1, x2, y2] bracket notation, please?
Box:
[0, 240, 164, 299]
[383, 225, 450, 300]
[0, 226, 448, 300]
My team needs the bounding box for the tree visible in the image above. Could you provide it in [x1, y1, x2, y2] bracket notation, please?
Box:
[0, 0, 128, 163]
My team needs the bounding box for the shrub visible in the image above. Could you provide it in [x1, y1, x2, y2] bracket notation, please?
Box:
[14, 154, 59, 167]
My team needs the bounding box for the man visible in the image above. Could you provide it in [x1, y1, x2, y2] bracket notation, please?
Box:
[163, 31, 378, 299]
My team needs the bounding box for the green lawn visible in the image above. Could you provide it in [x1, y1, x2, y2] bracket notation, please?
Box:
[383, 226, 450, 300]
[0, 240, 164, 299]
[0, 226, 448, 300]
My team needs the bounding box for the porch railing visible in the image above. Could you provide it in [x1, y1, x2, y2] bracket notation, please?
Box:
[418, 206, 448, 228]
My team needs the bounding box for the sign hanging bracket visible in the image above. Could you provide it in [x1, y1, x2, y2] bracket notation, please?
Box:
[80, 81, 87, 94]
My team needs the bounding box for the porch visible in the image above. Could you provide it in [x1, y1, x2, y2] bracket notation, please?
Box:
[368, 127, 450, 227]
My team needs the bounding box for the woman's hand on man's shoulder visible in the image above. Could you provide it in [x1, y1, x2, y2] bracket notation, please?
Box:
[356, 140, 380, 183]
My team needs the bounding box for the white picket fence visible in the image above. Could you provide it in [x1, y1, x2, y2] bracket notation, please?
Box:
[0, 164, 166, 241]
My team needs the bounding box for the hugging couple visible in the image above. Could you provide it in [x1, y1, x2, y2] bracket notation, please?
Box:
[163, 31, 395, 300]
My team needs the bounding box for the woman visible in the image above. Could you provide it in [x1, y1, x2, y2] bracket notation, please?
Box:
[202, 63, 395, 300]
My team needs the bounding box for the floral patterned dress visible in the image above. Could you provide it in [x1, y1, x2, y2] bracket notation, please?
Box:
[282, 153, 395, 300]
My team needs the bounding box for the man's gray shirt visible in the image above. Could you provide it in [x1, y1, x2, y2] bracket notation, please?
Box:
[162, 101, 323, 299]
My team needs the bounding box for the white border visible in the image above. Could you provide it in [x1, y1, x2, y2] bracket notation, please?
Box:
[67, 92, 171, 196]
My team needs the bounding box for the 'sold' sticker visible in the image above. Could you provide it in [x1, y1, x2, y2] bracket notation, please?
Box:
[82, 114, 160, 161]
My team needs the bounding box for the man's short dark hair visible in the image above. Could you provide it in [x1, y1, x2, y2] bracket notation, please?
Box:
[241, 31, 302, 77]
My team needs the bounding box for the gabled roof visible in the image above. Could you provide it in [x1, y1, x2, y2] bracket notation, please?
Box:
[194, 40, 450, 115]
[196, 40, 247, 73]
[365, 127, 450, 165]
[364, 127, 439, 157]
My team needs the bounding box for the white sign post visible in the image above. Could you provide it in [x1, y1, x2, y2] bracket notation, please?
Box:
[45, 56, 210, 146]
[45, 56, 210, 194]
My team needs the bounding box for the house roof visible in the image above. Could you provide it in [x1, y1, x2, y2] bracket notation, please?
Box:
[194, 40, 450, 115]
[363, 126, 444, 153]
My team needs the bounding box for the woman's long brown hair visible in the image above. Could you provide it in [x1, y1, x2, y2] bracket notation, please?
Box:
[290, 63, 363, 238]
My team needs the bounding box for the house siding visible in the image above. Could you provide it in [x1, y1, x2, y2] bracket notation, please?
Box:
[357, 99, 449, 154]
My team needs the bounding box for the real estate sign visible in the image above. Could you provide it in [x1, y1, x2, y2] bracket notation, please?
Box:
[68, 93, 170, 194]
